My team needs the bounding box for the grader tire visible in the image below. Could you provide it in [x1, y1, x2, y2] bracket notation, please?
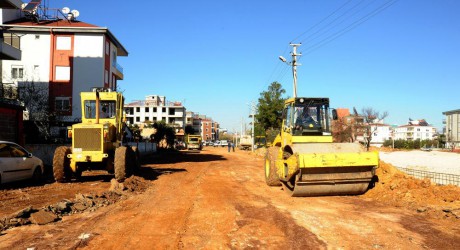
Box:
[115, 146, 130, 182]
[53, 146, 72, 183]
[131, 146, 141, 173]
[265, 147, 281, 186]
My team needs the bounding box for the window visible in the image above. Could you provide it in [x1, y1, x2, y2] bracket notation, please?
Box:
[145, 117, 149, 121]
[83, 100, 115, 118]
[112, 51, 117, 67]
[136, 107, 140, 112]
[145, 107, 149, 112]
[169, 108, 175, 115]
[55, 66, 70, 81]
[162, 107, 166, 113]
[136, 117, 140, 122]
[56, 36, 71, 50]
[105, 41, 110, 55]
[55, 97, 71, 111]
[153, 107, 157, 112]
[11, 66, 23, 79]
[153, 117, 157, 122]
[105, 70, 109, 84]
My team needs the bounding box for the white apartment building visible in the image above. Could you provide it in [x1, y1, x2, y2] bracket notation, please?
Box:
[0, 6, 127, 122]
[394, 120, 436, 141]
[366, 123, 392, 147]
[125, 95, 186, 130]
[442, 109, 460, 148]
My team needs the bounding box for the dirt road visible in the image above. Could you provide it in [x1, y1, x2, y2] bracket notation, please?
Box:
[0, 147, 459, 249]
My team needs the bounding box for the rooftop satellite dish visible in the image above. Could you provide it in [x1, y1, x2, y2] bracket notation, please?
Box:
[62, 7, 70, 14]
[71, 10, 80, 18]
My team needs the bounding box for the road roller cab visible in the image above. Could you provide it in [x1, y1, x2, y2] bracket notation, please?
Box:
[52, 88, 139, 183]
[265, 97, 379, 196]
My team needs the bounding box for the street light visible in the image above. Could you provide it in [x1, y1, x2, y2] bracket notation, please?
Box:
[279, 43, 301, 98]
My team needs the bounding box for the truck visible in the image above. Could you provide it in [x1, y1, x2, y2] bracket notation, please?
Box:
[52, 88, 139, 182]
[264, 97, 379, 196]
[187, 135, 202, 150]
[239, 135, 267, 150]
[239, 135, 252, 150]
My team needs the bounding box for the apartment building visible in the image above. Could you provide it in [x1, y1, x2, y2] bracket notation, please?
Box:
[443, 109, 460, 147]
[394, 119, 436, 141]
[125, 95, 186, 131]
[0, 5, 127, 123]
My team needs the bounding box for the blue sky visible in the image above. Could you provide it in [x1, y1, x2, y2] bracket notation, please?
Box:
[56, 0, 459, 132]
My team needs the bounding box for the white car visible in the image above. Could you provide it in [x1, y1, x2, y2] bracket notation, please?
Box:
[0, 141, 44, 185]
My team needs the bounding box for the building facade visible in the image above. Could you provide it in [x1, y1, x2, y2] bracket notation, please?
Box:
[394, 120, 436, 141]
[125, 95, 186, 131]
[0, 7, 127, 123]
[443, 109, 460, 148]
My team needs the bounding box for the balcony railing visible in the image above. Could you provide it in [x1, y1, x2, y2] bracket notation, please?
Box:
[3, 33, 20, 49]
[115, 62, 123, 74]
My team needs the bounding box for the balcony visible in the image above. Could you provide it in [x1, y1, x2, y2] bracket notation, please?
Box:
[0, 33, 21, 60]
[112, 61, 124, 80]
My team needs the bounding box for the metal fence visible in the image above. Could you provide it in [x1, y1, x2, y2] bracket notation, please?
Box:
[397, 167, 460, 186]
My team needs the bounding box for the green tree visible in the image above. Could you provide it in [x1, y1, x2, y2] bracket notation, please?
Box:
[256, 81, 286, 131]
[153, 121, 176, 149]
[184, 124, 195, 135]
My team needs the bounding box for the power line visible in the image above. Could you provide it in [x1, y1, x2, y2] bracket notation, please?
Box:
[290, 0, 354, 43]
[298, 0, 373, 46]
[299, 0, 399, 57]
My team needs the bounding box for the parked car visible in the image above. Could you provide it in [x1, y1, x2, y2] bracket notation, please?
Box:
[0, 141, 44, 185]
[213, 141, 221, 147]
[220, 140, 228, 147]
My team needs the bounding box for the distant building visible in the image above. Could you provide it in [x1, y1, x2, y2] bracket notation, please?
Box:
[443, 109, 460, 148]
[367, 123, 392, 147]
[201, 116, 218, 141]
[185, 111, 202, 135]
[394, 119, 436, 141]
[125, 95, 186, 131]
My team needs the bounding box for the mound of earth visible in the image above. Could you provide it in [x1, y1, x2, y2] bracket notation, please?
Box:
[364, 161, 460, 219]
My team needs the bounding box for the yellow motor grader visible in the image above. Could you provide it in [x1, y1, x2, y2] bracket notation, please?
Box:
[53, 88, 139, 182]
[264, 97, 379, 196]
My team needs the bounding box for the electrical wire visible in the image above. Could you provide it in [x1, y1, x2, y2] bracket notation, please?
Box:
[299, 0, 399, 57]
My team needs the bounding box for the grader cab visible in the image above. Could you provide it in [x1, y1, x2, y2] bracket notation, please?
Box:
[53, 88, 139, 182]
[264, 97, 379, 196]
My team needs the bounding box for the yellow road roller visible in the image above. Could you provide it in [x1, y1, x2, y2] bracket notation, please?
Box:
[264, 97, 379, 196]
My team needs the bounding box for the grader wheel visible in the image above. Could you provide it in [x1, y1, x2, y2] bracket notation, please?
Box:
[131, 146, 141, 172]
[265, 147, 281, 186]
[115, 146, 130, 182]
[53, 146, 72, 182]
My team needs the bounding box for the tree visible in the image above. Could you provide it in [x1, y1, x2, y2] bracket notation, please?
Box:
[152, 121, 176, 149]
[184, 124, 195, 135]
[361, 107, 388, 151]
[18, 81, 69, 142]
[256, 81, 286, 131]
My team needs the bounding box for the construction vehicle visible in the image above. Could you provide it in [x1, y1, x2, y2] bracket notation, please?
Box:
[239, 135, 252, 150]
[187, 135, 202, 150]
[239, 135, 267, 150]
[52, 88, 139, 182]
[264, 97, 379, 196]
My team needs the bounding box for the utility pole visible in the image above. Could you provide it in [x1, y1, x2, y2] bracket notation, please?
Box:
[290, 43, 301, 98]
[279, 43, 301, 98]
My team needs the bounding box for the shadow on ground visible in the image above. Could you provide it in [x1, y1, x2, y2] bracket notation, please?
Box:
[142, 150, 226, 165]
